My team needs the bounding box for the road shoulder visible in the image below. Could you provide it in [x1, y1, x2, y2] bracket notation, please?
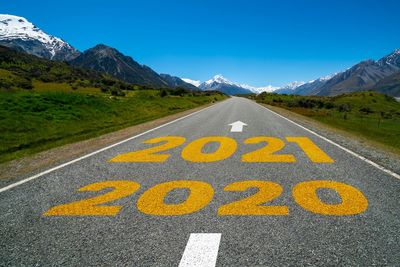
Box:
[258, 103, 400, 175]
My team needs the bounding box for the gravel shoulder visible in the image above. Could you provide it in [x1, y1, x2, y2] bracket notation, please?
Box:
[260, 103, 400, 175]
[0, 101, 220, 184]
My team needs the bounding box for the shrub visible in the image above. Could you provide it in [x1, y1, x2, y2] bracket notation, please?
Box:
[338, 104, 351, 112]
[359, 106, 373, 114]
[324, 102, 334, 109]
[111, 88, 125, 96]
[100, 86, 109, 93]
[160, 89, 168, 97]
[0, 79, 12, 90]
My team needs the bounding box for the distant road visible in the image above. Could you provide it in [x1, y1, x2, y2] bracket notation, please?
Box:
[1, 97, 399, 266]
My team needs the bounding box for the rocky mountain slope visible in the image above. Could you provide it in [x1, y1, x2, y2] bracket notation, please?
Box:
[69, 44, 169, 88]
[369, 71, 400, 96]
[309, 49, 400, 96]
[290, 74, 336, 95]
[159, 74, 199, 90]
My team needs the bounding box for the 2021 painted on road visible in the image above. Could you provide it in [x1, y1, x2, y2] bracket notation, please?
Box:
[109, 136, 334, 163]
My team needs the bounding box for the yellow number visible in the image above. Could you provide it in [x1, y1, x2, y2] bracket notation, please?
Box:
[181, 136, 237, 162]
[286, 137, 334, 163]
[43, 181, 140, 216]
[242, 137, 296, 162]
[292, 180, 368, 215]
[137, 180, 214, 216]
[110, 136, 186, 162]
[218, 180, 289, 215]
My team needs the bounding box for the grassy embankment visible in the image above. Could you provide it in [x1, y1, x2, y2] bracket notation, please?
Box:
[0, 45, 227, 162]
[0, 88, 226, 163]
[249, 91, 400, 151]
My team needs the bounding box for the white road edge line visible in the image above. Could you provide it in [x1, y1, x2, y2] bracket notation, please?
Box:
[179, 233, 221, 267]
[0, 101, 223, 193]
[255, 101, 400, 180]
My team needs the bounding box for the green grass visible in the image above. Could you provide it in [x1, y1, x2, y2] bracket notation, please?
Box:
[251, 91, 400, 151]
[0, 89, 226, 163]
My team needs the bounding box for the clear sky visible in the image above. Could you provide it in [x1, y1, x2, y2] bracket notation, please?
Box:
[2, 0, 400, 86]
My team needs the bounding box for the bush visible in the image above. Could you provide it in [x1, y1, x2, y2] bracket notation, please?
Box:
[15, 78, 33, 90]
[338, 104, 351, 112]
[0, 79, 12, 90]
[359, 106, 373, 114]
[170, 88, 187, 96]
[100, 86, 109, 93]
[324, 102, 334, 109]
[111, 88, 125, 97]
[160, 89, 168, 97]
[102, 79, 116, 86]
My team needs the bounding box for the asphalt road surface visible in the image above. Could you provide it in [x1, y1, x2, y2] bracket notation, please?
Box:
[1, 97, 399, 266]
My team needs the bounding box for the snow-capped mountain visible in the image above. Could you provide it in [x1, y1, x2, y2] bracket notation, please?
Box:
[0, 14, 80, 61]
[237, 84, 279, 94]
[197, 75, 253, 95]
[200, 75, 234, 89]
[273, 81, 305, 94]
[186, 74, 278, 95]
[181, 78, 202, 87]
[290, 74, 338, 95]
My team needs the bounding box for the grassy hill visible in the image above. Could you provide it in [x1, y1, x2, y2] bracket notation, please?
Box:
[0, 46, 227, 162]
[251, 91, 400, 151]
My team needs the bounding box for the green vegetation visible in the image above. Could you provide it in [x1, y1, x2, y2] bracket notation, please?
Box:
[251, 91, 400, 151]
[0, 45, 145, 95]
[0, 45, 227, 162]
[0, 90, 226, 163]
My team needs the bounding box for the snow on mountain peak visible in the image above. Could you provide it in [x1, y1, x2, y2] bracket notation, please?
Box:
[181, 78, 201, 87]
[205, 74, 233, 85]
[280, 81, 305, 90]
[191, 74, 278, 94]
[0, 14, 77, 59]
[239, 84, 278, 94]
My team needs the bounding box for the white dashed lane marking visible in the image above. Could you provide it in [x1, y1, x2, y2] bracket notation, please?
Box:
[179, 233, 222, 267]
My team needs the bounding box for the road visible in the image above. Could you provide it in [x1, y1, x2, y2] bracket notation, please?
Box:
[1, 97, 399, 266]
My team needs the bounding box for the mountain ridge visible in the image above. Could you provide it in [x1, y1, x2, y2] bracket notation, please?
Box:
[308, 50, 400, 96]
[0, 14, 80, 61]
[69, 44, 169, 88]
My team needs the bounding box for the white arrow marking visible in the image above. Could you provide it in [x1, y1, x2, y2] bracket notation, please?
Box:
[228, 120, 247, 132]
[179, 233, 221, 267]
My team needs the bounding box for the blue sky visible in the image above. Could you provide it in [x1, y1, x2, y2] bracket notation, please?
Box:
[2, 0, 400, 86]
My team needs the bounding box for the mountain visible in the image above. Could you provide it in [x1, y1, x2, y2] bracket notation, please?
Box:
[273, 81, 305, 94]
[195, 74, 278, 95]
[238, 84, 278, 94]
[159, 74, 199, 90]
[0, 14, 195, 89]
[70, 44, 168, 88]
[0, 45, 133, 95]
[370, 71, 400, 96]
[198, 75, 253, 95]
[181, 78, 201, 87]
[0, 14, 80, 61]
[291, 74, 337, 95]
[310, 49, 400, 96]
